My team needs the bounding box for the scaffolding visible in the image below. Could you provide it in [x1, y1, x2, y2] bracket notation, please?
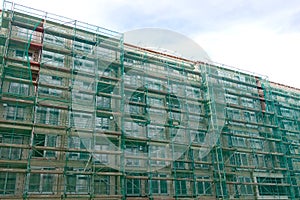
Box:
[0, 1, 299, 200]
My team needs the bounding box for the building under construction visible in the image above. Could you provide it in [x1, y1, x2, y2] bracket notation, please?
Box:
[0, 1, 299, 200]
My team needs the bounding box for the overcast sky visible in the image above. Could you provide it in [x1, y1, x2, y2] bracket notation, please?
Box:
[2, 0, 300, 88]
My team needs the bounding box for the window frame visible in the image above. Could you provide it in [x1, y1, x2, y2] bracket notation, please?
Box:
[197, 176, 212, 195]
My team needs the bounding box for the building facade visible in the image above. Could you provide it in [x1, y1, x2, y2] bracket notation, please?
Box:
[0, 1, 299, 200]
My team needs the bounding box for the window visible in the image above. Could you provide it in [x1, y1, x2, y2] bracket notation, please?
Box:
[94, 176, 109, 195]
[45, 135, 57, 157]
[5, 105, 25, 121]
[171, 127, 185, 142]
[282, 120, 295, 131]
[43, 53, 52, 60]
[73, 41, 92, 53]
[170, 83, 180, 93]
[280, 108, 291, 117]
[230, 153, 248, 166]
[68, 137, 80, 149]
[77, 175, 90, 193]
[124, 121, 145, 137]
[42, 51, 64, 67]
[94, 144, 109, 164]
[186, 86, 200, 99]
[128, 104, 145, 115]
[189, 114, 204, 129]
[169, 111, 181, 122]
[187, 103, 201, 113]
[241, 98, 254, 108]
[9, 82, 29, 95]
[125, 146, 144, 166]
[147, 64, 165, 73]
[54, 57, 64, 64]
[73, 80, 94, 90]
[124, 74, 141, 86]
[249, 139, 263, 150]
[148, 106, 165, 116]
[244, 111, 256, 123]
[33, 134, 57, 158]
[124, 58, 134, 65]
[126, 178, 141, 195]
[39, 75, 62, 86]
[238, 83, 248, 91]
[194, 154, 209, 169]
[175, 179, 187, 195]
[68, 137, 91, 161]
[191, 131, 205, 144]
[29, 173, 54, 193]
[234, 74, 242, 81]
[222, 80, 232, 88]
[256, 177, 287, 196]
[36, 107, 60, 125]
[225, 94, 238, 105]
[253, 155, 267, 168]
[289, 145, 298, 155]
[74, 60, 82, 70]
[73, 92, 93, 102]
[147, 125, 165, 139]
[49, 109, 59, 125]
[286, 131, 298, 138]
[151, 174, 168, 194]
[79, 139, 91, 160]
[97, 96, 111, 109]
[13, 27, 32, 40]
[174, 161, 185, 169]
[43, 34, 64, 46]
[275, 142, 285, 154]
[15, 49, 33, 60]
[66, 175, 76, 193]
[231, 136, 246, 147]
[37, 107, 46, 124]
[38, 86, 63, 97]
[146, 77, 161, 91]
[231, 129, 254, 137]
[148, 97, 163, 107]
[73, 58, 94, 73]
[96, 117, 109, 130]
[0, 134, 23, 160]
[197, 176, 212, 195]
[71, 113, 93, 129]
[124, 74, 132, 85]
[0, 172, 16, 195]
[187, 72, 200, 82]
[236, 176, 253, 195]
[67, 174, 90, 194]
[292, 159, 300, 170]
[129, 92, 145, 104]
[124, 121, 137, 137]
[41, 174, 54, 193]
[239, 153, 249, 166]
[226, 108, 240, 120]
[150, 145, 166, 166]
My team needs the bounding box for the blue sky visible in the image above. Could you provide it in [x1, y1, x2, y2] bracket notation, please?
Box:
[2, 0, 300, 88]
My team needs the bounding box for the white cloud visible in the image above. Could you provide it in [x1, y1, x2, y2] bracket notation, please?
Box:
[194, 22, 300, 88]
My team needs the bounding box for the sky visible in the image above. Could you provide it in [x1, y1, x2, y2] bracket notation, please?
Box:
[1, 0, 300, 88]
